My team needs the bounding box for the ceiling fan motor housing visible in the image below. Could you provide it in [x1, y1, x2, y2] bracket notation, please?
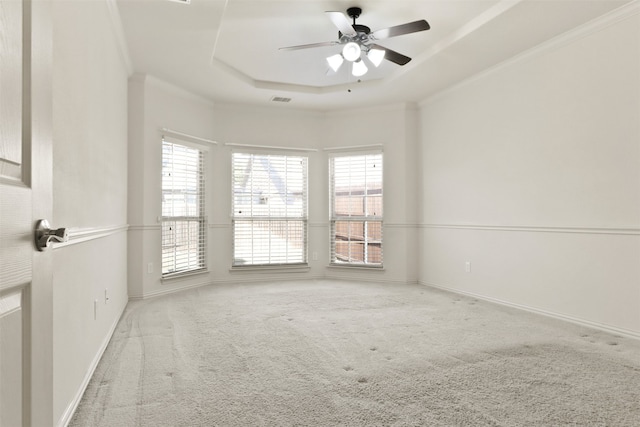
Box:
[339, 24, 371, 43]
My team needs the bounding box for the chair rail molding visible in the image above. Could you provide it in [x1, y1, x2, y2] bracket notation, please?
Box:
[52, 224, 129, 249]
[419, 223, 640, 236]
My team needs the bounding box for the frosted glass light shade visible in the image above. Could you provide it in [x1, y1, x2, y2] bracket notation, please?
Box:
[326, 54, 344, 72]
[352, 59, 368, 77]
[342, 42, 361, 62]
[368, 48, 385, 67]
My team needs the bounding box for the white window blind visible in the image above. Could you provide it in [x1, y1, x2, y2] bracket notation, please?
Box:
[232, 152, 308, 266]
[330, 153, 383, 266]
[161, 139, 206, 276]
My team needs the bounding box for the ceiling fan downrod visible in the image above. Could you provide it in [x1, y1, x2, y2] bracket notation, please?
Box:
[347, 7, 362, 25]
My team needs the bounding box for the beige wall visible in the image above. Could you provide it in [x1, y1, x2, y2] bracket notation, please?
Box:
[52, 0, 129, 424]
[418, 11, 640, 336]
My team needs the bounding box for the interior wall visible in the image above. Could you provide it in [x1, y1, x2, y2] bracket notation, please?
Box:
[52, 0, 129, 424]
[323, 105, 420, 284]
[128, 75, 217, 299]
[127, 79, 420, 298]
[418, 11, 640, 336]
[128, 79, 328, 298]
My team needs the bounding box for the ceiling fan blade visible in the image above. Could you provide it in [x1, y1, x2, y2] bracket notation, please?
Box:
[279, 41, 339, 51]
[370, 44, 412, 66]
[325, 11, 357, 36]
[371, 20, 430, 40]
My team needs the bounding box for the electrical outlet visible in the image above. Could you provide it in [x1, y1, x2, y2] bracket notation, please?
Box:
[147, 262, 153, 274]
[465, 261, 471, 273]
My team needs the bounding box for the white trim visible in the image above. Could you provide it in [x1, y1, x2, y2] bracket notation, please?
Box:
[229, 265, 310, 273]
[324, 102, 417, 118]
[213, 102, 324, 118]
[323, 144, 384, 153]
[128, 225, 161, 231]
[105, 0, 133, 76]
[131, 277, 440, 300]
[323, 275, 410, 286]
[214, 222, 415, 229]
[57, 301, 127, 427]
[420, 0, 640, 107]
[326, 264, 384, 271]
[225, 142, 318, 153]
[144, 74, 216, 107]
[420, 223, 640, 236]
[404, 0, 523, 89]
[0, 175, 28, 188]
[210, 58, 384, 96]
[0, 288, 23, 318]
[52, 224, 129, 250]
[421, 281, 640, 340]
[130, 274, 325, 300]
[128, 279, 213, 301]
[384, 223, 419, 229]
[160, 128, 218, 146]
[161, 268, 209, 282]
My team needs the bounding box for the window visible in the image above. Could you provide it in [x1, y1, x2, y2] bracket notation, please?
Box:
[161, 139, 206, 276]
[330, 153, 383, 266]
[232, 152, 308, 266]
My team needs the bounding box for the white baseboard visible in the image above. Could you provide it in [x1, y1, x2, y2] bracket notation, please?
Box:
[131, 275, 420, 300]
[323, 273, 414, 286]
[131, 276, 639, 340]
[57, 301, 127, 427]
[129, 279, 216, 300]
[131, 274, 328, 300]
[420, 281, 640, 340]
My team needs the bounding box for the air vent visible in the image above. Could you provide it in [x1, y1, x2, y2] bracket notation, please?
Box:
[271, 96, 292, 103]
[167, 0, 190, 4]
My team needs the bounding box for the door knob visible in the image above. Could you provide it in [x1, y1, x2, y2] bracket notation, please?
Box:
[35, 219, 68, 251]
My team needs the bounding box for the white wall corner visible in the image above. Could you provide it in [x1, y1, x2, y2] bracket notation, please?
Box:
[105, 0, 134, 76]
[145, 74, 216, 107]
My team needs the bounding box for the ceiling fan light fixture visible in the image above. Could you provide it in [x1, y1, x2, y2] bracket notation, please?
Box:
[342, 42, 361, 62]
[368, 48, 385, 67]
[326, 54, 344, 72]
[352, 59, 368, 77]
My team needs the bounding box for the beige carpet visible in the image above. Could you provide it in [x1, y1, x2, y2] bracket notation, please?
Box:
[70, 280, 640, 426]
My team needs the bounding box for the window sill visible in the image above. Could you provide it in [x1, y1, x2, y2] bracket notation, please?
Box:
[229, 264, 310, 273]
[161, 269, 209, 282]
[326, 264, 385, 271]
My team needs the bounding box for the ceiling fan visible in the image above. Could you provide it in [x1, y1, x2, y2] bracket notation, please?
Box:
[279, 7, 430, 77]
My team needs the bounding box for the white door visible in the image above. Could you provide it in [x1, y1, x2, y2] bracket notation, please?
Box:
[0, 0, 54, 425]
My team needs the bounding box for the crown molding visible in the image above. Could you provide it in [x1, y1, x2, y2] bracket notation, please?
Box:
[141, 74, 217, 107]
[420, 0, 640, 108]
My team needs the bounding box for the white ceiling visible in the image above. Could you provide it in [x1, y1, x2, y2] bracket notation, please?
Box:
[115, 0, 632, 111]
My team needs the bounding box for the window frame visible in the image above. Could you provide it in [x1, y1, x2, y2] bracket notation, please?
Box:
[329, 151, 384, 268]
[231, 150, 309, 267]
[161, 137, 207, 278]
